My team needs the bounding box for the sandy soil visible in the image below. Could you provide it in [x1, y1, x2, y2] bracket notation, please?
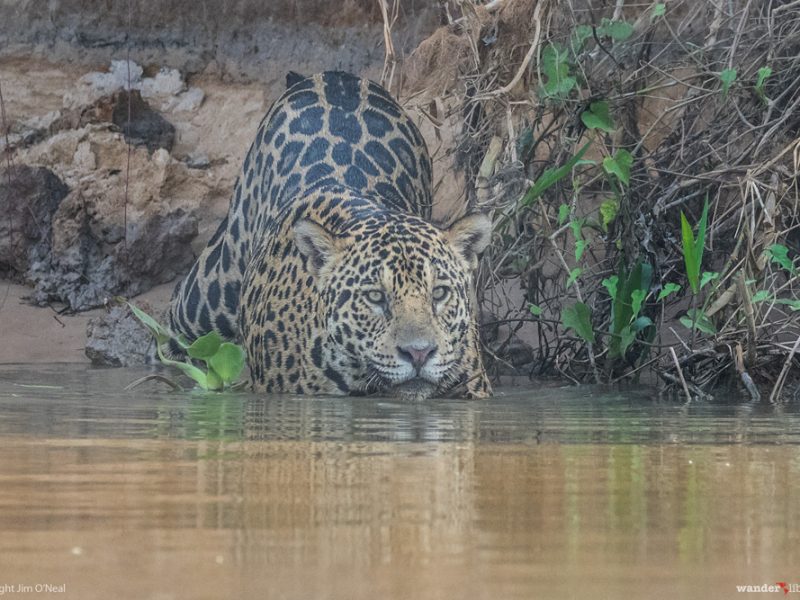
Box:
[0, 282, 175, 364]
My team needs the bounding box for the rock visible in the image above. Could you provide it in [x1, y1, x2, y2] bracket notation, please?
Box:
[29, 184, 198, 311]
[64, 60, 144, 110]
[85, 302, 155, 366]
[0, 165, 69, 276]
[185, 152, 210, 169]
[141, 67, 186, 103]
[168, 87, 205, 112]
[111, 89, 176, 153]
[0, 111, 62, 153]
[73, 141, 96, 170]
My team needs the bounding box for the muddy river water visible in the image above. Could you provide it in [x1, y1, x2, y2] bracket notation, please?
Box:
[0, 364, 798, 599]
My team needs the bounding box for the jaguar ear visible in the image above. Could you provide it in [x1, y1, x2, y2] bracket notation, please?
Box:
[294, 219, 339, 276]
[444, 213, 492, 270]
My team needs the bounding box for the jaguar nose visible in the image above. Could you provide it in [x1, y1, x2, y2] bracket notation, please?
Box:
[397, 343, 438, 371]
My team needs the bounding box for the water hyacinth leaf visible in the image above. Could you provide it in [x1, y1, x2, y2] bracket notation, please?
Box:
[206, 368, 223, 391]
[209, 343, 247, 384]
[521, 143, 591, 205]
[128, 302, 174, 346]
[581, 100, 616, 133]
[720, 68, 737, 98]
[657, 282, 681, 301]
[600, 198, 619, 231]
[602, 149, 632, 186]
[562, 302, 595, 343]
[155, 345, 209, 390]
[187, 331, 223, 360]
[529, 303, 543, 316]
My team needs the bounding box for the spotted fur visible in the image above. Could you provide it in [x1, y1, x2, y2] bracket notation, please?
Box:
[168, 71, 491, 399]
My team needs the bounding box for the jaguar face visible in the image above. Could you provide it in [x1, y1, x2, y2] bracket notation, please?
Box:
[294, 212, 490, 398]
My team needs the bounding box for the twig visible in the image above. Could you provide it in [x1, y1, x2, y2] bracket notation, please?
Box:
[670, 346, 692, 402]
[769, 334, 800, 404]
[377, 0, 399, 92]
[481, 0, 544, 98]
[125, 374, 183, 391]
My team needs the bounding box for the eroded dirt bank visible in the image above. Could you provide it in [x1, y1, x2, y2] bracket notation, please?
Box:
[0, 4, 461, 364]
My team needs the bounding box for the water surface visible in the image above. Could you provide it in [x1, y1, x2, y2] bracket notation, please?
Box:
[1, 365, 798, 599]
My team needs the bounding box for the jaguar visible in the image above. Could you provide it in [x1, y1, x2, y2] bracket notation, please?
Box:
[167, 70, 491, 399]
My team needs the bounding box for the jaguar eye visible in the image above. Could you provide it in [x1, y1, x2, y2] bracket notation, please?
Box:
[365, 290, 387, 305]
[432, 285, 450, 303]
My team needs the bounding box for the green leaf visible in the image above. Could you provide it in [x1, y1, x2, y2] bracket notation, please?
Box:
[562, 302, 595, 343]
[755, 66, 772, 104]
[558, 203, 570, 225]
[569, 218, 584, 241]
[205, 367, 223, 391]
[756, 66, 772, 89]
[680, 212, 699, 294]
[680, 309, 716, 334]
[567, 267, 583, 288]
[575, 239, 588, 261]
[187, 331, 223, 360]
[602, 149, 633, 186]
[600, 198, 619, 231]
[695, 197, 709, 271]
[128, 302, 174, 346]
[602, 275, 619, 299]
[528, 303, 543, 316]
[652, 3, 666, 18]
[155, 345, 209, 390]
[598, 18, 634, 41]
[657, 282, 681, 301]
[751, 290, 771, 303]
[630, 288, 646, 318]
[209, 342, 246, 385]
[766, 244, 796, 275]
[619, 326, 637, 355]
[570, 25, 593, 52]
[632, 315, 653, 331]
[541, 43, 576, 99]
[775, 298, 800, 311]
[720, 68, 737, 99]
[522, 143, 591, 205]
[581, 100, 616, 133]
[700, 271, 719, 290]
